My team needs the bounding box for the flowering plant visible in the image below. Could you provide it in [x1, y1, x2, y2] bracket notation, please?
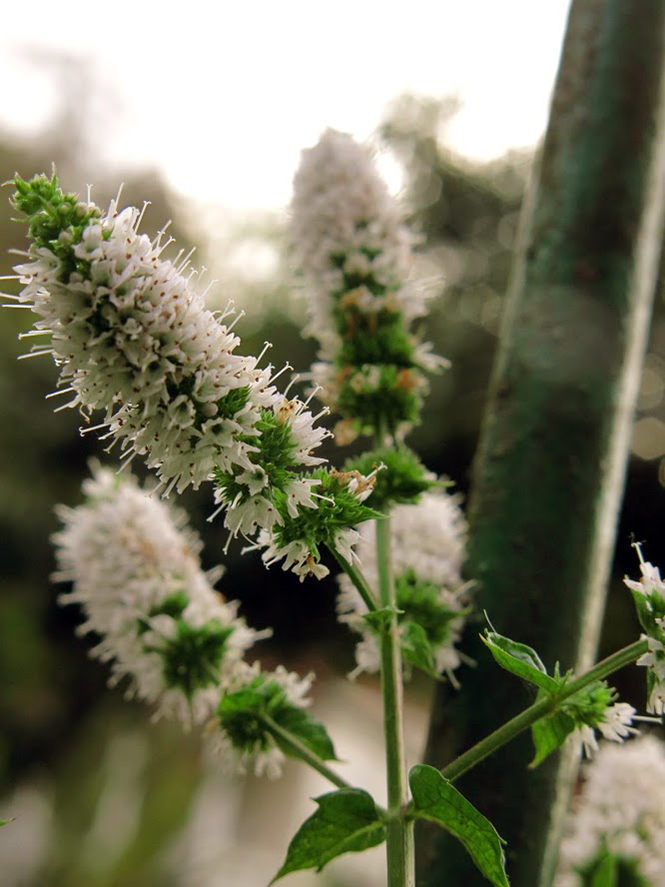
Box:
[3, 130, 662, 887]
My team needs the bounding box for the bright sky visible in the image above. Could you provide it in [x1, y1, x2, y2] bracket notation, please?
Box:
[0, 0, 571, 210]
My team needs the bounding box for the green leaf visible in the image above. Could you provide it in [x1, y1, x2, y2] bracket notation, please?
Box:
[401, 621, 440, 679]
[583, 850, 618, 887]
[272, 704, 338, 762]
[217, 676, 337, 762]
[481, 630, 559, 692]
[271, 789, 386, 882]
[409, 765, 510, 887]
[0, 818, 14, 827]
[529, 702, 576, 767]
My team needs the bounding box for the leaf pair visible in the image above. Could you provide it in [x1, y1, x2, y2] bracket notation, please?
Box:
[273, 767, 510, 887]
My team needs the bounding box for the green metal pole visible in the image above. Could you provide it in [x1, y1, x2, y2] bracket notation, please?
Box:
[418, 2, 665, 885]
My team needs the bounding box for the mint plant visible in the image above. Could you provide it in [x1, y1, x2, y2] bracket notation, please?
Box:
[3, 130, 663, 886]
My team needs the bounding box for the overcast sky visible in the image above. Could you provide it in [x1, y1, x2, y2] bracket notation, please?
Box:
[0, 0, 571, 209]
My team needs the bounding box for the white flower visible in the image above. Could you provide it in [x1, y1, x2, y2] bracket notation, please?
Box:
[14, 186, 331, 538]
[54, 464, 266, 725]
[624, 553, 665, 599]
[555, 735, 665, 886]
[597, 702, 639, 743]
[16, 202, 274, 496]
[624, 547, 665, 715]
[570, 701, 638, 761]
[274, 395, 332, 465]
[337, 489, 469, 678]
[257, 534, 330, 582]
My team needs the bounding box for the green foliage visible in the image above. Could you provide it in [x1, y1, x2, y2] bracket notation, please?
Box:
[482, 629, 631, 767]
[396, 570, 463, 646]
[214, 406, 297, 505]
[529, 697, 576, 768]
[481, 630, 561, 693]
[144, 619, 234, 698]
[344, 445, 442, 510]
[400, 621, 438, 678]
[12, 172, 101, 281]
[408, 765, 509, 887]
[217, 674, 336, 761]
[213, 385, 251, 420]
[148, 591, 189, 620]
[0, 818, 15, 826]
[361, 574, 464, 679]
[578, 846, 651, 887]
[272, 789, 386, 882]
[336, 308, 415, 367]
[628, 575, 665, 646]
[269, 468, 382, 555]
[337, 364, 424, 437]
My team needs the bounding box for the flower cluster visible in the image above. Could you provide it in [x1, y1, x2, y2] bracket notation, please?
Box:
[11, 173, 376, 579]
[555, 735, 665, 886]
[291, 129, 446, 442]
[566, 689, 638, 759]
[214, 663, 320, 779]
[250, 467, 382, 582]
[54, 465, 325, 778]
[54, 463, 265, 725]
[337, 489, 469, 678]
[624, 546, 665, 715]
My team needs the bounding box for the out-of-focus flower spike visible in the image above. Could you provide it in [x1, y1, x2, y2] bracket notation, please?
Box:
[54, 464, 267, 727]
[291, 129, 446, 442]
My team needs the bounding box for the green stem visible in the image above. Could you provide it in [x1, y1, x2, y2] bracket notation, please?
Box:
[440, 638, 648, 783]
[328, 544, 379, 613]
[261, 713, 353, 791]
[376, 515, 415, 887]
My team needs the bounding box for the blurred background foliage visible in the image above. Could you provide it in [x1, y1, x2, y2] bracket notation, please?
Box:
[1, 65, 664, 886]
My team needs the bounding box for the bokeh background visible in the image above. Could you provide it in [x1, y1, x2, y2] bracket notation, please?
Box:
[1, 3, 664, 885]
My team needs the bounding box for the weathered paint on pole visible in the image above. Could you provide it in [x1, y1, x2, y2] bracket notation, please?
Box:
[418, 1, 665, 884]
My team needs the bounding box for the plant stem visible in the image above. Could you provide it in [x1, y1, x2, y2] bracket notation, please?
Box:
[440, 638, 648, 783]
[376, 515, 415, 887]
[328, 544, 379, 613]
[261, 713, 353, 791]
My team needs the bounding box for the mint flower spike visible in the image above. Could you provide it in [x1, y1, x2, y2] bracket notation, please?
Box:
[291, 129, 447, 443]
[210, 386, 333, 541]
[9, 175, 330, 536]
[555, 735, 665, 887]
[337, 488, 470, 678]
[54, 464, 268, 726]
[624, 543, 665, 715]
[247, 465, 384, 582]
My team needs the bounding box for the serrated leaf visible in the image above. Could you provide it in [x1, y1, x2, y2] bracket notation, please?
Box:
[271, 789, 386, 882]
[401, 621, 440, 679]
[409, 764, 510, 887]
[481, 631, 559, 692]
[272, 704, 337, 762]
[587, 853, 618, 887]
[529, 694, 576, 768]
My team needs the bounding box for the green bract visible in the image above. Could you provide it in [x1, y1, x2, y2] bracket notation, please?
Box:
[344, 446, 442, 510]
[147, 620, 234, 698]
[217, 674, 336, 762]
[269, 469, 382, 556]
